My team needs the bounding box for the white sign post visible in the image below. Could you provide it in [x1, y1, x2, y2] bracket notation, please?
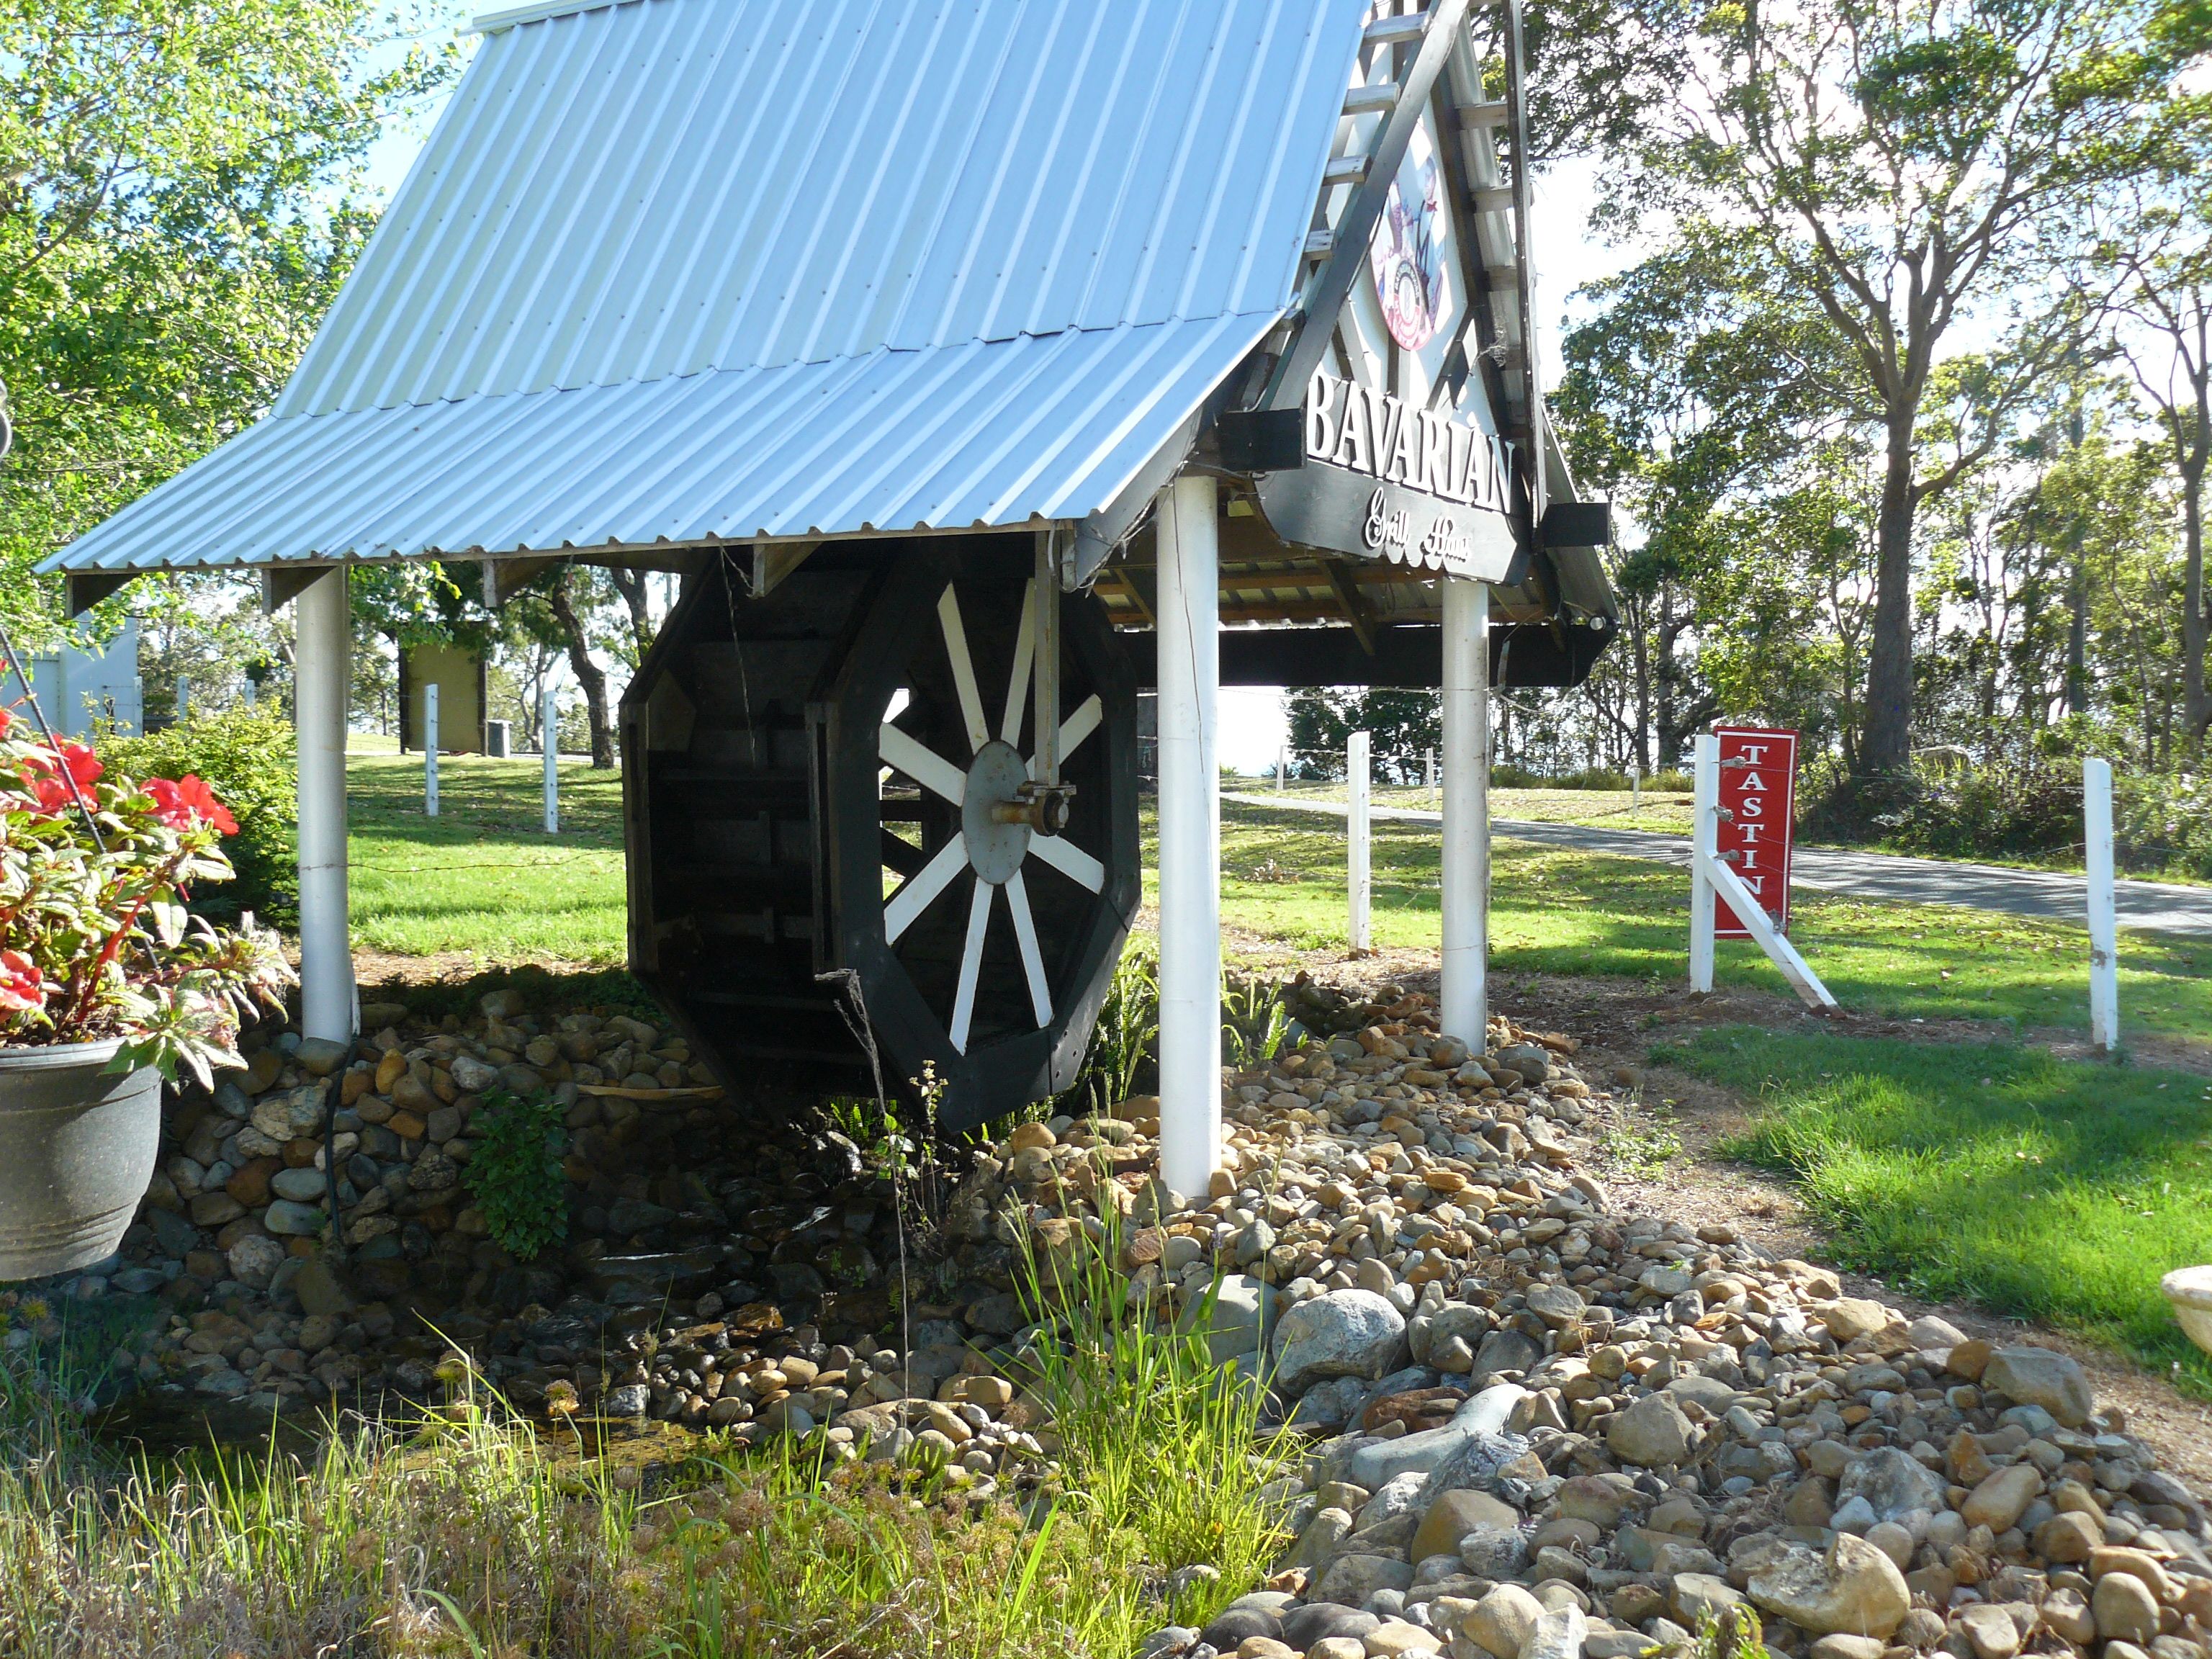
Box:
[423, 683, 440, 817]
[2085, 756, 2119, 1052]
[1689, 733, 1836, 1010]
[543, 687, 559, 835]
[1348, 729, 1371, 953]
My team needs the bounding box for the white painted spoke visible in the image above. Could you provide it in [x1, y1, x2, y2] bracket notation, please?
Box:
[880, 722, 966, 804]
[1002, 577, 1036, 745]
[884, 833, 968, 945]
[948, 875, 992, 1053]
[1028, 831, 1104, 893]
[1032, 694, 1102, 781]
[1004, 868, 1053, 1028]
[937, 585, 991, 754]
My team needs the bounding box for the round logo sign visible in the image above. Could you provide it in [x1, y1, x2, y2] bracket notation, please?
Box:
[1368, 123, 1447, 351]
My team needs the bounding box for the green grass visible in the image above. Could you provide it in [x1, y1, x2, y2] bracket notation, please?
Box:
[344, 747, 629, 962]
[1232, 779, 1697, 835]
[328, 754, 2212, 1045]
[1655, 1028, 2212, 1397]
[1197, 799, 2212, 1040]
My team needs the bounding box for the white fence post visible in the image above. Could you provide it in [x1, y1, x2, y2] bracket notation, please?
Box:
[1276, 746, 1286, 793]
[543, 686, 559, 835]
[423, 683, 440, 817]
[1348, 729, 1371, 953]
[1425, 746, 1437, 808]
[2085, 756, 2119, 1051]
[1631, 764, 1641, 813]
[1690, 734, 1717, 992]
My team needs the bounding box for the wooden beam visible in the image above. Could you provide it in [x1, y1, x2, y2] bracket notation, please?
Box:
[1262, 0, 1472, 411]
[1322, 560, 1379, 655]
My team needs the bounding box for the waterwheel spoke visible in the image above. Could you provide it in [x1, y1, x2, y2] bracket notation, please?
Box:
[937, 585, 991, 755]
[948, 876, 992, 1053]
[884, 833, 969, 945]
[880, 722, 966, 804]
[1004, 868, 1052, 1028]
[1002, 577, 1037, 745]
[1028, 831, 1103, 893]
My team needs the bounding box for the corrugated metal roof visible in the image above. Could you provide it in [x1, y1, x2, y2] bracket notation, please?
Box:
[284, 0, 1362, 415]
[50, 316, 1275, 568]
[43, 0, 1367, 575]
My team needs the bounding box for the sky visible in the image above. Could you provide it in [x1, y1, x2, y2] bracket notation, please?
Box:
[356, 18, 1630, 774]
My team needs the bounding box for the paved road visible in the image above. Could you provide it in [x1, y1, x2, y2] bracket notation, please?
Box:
[1223, 793, 2212, 938]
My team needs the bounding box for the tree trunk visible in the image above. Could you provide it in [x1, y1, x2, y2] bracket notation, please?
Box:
[546, 570, 616, 768]
[1858, 413, 1920, 789]
[607, 567, 655, 666]
[2184, 454, 2208, 752]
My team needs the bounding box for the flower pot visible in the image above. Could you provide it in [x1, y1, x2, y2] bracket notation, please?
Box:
[0, 1039, 162, 1281]
[2164, 1267, 2212, 1357]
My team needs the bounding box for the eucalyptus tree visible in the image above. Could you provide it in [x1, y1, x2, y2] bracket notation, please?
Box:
[2100, 171, 2212, 750]
[1614, 0, 2187, 796]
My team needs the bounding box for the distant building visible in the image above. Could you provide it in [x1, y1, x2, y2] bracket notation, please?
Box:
[0, 620, 142, 737]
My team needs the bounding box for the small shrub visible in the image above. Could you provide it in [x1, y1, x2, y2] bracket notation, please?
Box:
[102, 707, 299, 922]
[464, 1089, 570, 1259]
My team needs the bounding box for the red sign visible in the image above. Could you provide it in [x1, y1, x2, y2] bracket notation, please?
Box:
[1714, 727, 1798, 938]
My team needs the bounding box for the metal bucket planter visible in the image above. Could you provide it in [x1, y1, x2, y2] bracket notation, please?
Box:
[0, 1040, 161, 1281]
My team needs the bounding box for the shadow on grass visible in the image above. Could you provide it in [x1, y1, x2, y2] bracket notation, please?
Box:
[1660, 1027, 2212, 1397]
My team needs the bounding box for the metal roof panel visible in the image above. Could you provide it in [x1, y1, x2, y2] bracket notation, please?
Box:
[276, 0, 1366, 415]
[42, 318, 1276, 572]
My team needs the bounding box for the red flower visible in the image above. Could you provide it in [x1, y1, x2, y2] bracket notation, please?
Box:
[0, 949, 46, 1015]
[147, 773, 238, 836]
[19, 741, 102, 815]
[0, 706, 13, 738]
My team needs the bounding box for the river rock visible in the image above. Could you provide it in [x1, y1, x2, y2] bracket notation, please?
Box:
[1415, 1489, 1521, 1564]
[1313, 1552, 1415, 1607]
[1980, 1347, 2092, 1426]
[1274, 1289, 1407, 1398]
[1838, 1447, 1948, 1523]
[1746, 1533, 1911, 1638]
[1606, 1391, 1694, 1468]
[1961, 1463, 2041, 1532]
[1459, 1584, 1545, 1659]
[1521, 1605, 1587, 1659]
[2091, 1573, 2160, 1645]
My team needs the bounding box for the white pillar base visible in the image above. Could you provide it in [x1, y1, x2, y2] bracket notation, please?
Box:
[295, 569, 356, 1043]
[1440, 579, 1489, 1046]
[1155, 475, 1220, 1200]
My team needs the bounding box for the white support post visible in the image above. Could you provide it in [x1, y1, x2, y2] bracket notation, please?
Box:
[1690, 734, 1718, 993]
[295, 570, 355, 1045]
[1691, 732, 1836, 1011]
[1348, 729, 1372, 953]
[1155, 475, 1222, 1200]
[2085, 756, 2119, 1051]
[1441, 579, 1490, 1046]
[543, 687, 559, 835]
[423, 683, 440, 817]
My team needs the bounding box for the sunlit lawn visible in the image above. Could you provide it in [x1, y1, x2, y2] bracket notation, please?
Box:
[333, 755, 2210, 1043]
[1188, 799, 2212, 1040]
[1666, 1028, 2212, 1396]
[344, 745, 628, 963]
[1231, 778, 1696, 835]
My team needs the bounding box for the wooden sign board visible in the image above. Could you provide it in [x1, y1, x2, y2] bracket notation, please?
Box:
[1712, 726, 1797, 938]
[1251, 371, 1519, 582]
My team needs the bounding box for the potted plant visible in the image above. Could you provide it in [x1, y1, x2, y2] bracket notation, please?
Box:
[0, 711, 292, 1280]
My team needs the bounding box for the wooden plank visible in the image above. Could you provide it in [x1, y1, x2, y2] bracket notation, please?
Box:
[1264, 0, 1473, 411]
